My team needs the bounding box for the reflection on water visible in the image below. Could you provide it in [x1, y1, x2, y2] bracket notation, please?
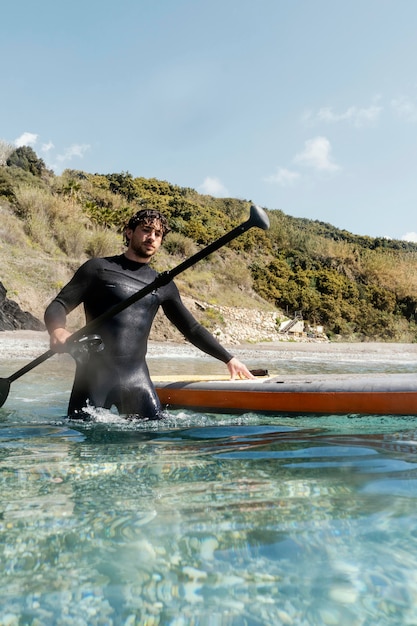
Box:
[1, 343, 417, 624]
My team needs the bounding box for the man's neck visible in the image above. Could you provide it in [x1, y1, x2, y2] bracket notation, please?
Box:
[123, 250, 152, 264]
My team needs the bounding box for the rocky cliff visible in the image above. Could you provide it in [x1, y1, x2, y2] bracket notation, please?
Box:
[0, 282, 45, 331]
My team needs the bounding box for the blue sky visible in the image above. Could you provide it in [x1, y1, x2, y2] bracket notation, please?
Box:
[2, 0, 417, 241]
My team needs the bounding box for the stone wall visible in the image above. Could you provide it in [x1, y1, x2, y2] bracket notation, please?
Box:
[203, 304, 279, 344]
[150, 297, 328, 345]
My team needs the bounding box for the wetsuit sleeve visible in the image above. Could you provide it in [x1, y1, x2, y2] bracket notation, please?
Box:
[44, 260, 97, 332]
[161, 283, 233, 364]
[44, 300, 68, 331]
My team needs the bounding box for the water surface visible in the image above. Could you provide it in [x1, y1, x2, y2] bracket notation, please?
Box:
[1, 339, 417, 624]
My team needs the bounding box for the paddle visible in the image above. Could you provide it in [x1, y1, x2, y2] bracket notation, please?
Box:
[0, 204, 270, 408]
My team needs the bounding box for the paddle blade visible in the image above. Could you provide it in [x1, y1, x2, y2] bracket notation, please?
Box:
[0, 378, 11, 408]
[249, 204, 270, 231]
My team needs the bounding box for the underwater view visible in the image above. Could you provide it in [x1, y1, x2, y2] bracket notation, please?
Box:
[2, 335, 417, 625]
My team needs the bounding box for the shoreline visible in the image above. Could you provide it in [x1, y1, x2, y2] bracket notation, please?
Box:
[1, 329, 417, 361]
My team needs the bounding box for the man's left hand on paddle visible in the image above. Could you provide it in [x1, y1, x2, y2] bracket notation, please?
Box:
[49, 328, 72, 353]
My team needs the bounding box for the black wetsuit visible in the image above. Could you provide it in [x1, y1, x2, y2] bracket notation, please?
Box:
[44, 255, 233, 418]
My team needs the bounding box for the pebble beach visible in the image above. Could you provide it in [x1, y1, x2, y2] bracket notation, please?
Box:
[2, 329, 417, 365]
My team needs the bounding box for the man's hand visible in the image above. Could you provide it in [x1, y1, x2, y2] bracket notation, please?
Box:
[226, 357, 255, 380]
[49, 328, 72, 353]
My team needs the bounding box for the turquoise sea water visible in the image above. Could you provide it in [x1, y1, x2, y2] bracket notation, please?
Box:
[2, 339, 417, 625]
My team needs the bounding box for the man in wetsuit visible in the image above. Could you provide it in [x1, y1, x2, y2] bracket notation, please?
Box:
[44, 208, 254, 418]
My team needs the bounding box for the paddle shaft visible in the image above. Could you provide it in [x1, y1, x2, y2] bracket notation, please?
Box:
[1, 205, 269, 390]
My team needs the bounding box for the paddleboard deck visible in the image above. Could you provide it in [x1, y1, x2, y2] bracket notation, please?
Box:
[153, 373, 417, 415]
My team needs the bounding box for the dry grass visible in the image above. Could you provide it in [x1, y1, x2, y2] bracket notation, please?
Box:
[361, 249, 417, 299]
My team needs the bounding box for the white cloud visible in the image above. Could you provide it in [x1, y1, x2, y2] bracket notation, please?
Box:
[10, 132, 91, 172]
[14, 132, 38, 147]
[294, 136, 340, 172]
[41, 141, 54, 153]
[402, 231, 417, 243]
[56, 143, 90, 163]
[303, 103, 381, 128]
[318, 105, 381, 127]
[264, 167, 300, 187]
[391, 96, 417, 122]
[199, 176, 228, 197]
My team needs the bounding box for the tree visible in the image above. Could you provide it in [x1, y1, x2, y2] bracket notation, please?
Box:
[105, 172, 137, 201]
[7, 146, 47, 177]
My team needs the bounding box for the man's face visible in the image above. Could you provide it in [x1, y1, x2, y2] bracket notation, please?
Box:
[126, 220, 163, 261]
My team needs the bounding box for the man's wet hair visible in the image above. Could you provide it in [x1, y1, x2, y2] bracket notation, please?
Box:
[124, 209, 171, 246]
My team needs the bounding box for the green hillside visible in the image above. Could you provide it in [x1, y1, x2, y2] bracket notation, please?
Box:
[1, 143, 417, 342]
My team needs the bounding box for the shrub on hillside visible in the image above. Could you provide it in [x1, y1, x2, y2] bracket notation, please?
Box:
[14, 185, 90, 255]
[163, 232, 197, 258]
[0, 168, 16, 203]
[7, 146, 48, 178]
[85, 227, 123, 258]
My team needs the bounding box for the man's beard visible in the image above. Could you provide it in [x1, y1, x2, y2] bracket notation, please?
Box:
[131, 241, 155, 258]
